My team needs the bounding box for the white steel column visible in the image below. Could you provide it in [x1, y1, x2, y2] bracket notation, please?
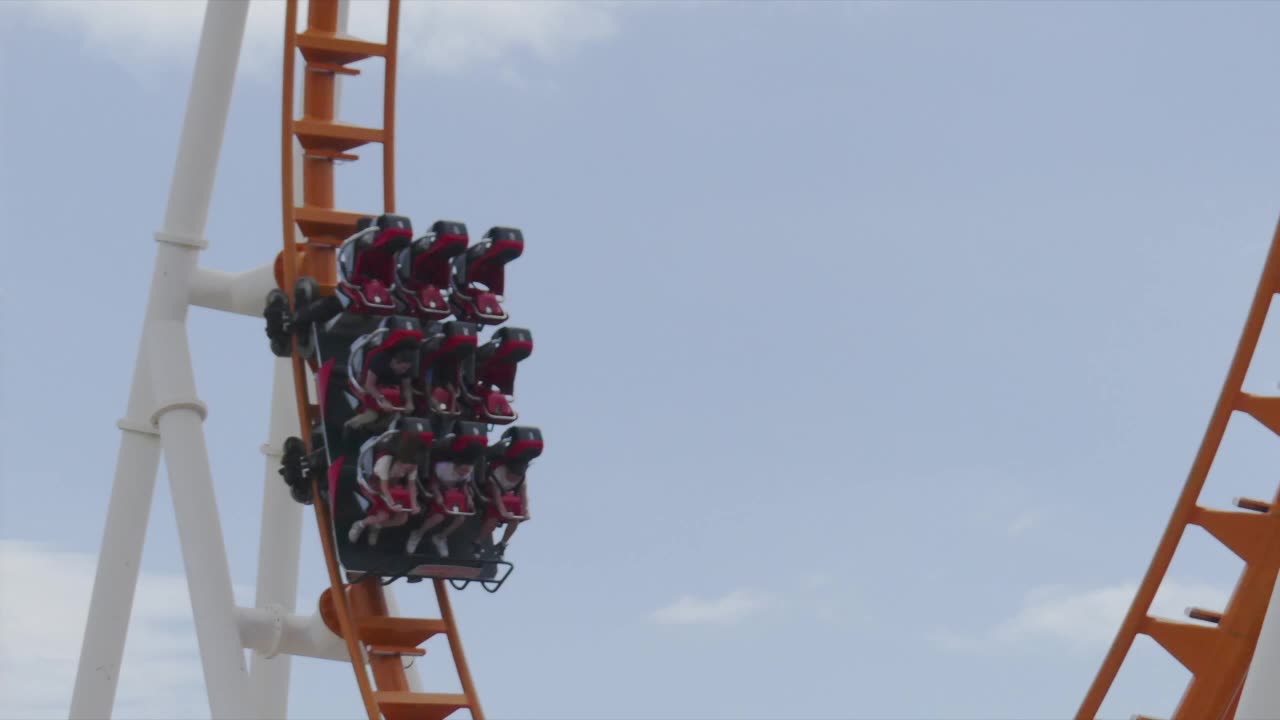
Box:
[151, 17, 250, 720]
[237, 606, 348, 661]
[247, 359, 306, 718]
[149, 324, 250, 718]
[149, 0, 252, 717]
[189, 262, 278, 316]
[1235, 573, 1280, 718]
[68, 351, 163, 718]
[69, 2, 250, 718]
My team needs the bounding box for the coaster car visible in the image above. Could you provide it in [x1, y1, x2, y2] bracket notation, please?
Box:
[478, 426, 543, 522]
[417, 321, 478, 417]
[347, 317, 423, 421]
[427, 420, 490, 519]
[450, 226, 523, 325]
[335, 214, 414, 316]
[353, 418, 434, 518]
[460, 327, 533, 424]
[487, 425, 544, 466]
[395, 220, 469, 323]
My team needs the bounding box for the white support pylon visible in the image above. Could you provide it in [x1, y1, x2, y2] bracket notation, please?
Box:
[1235, 572, 1280, 718]
[69, 1, 251, 718]
[69, 353, 163, 718]
[247, 358, 306, 718]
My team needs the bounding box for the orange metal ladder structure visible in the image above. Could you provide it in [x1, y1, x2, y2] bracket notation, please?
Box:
[1076, 218, 1280, 720]
[274, 1, 485, 718]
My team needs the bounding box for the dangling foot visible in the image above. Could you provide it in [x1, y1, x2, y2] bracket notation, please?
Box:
[348, 520, 366, 544]
[494, 542, 507, 558]
[431, 534, 449, 558]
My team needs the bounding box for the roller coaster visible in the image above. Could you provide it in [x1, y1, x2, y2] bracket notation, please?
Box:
[62, 0, 1280, 718]
[70, 1, 539, 717]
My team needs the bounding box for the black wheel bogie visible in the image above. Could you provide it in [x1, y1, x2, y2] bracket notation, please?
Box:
[290, 482, 313, 505]
[264, 289, 295, 358]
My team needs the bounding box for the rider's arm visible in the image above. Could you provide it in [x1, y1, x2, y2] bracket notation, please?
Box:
[371, 455, 392, 498]
[401, 377, 414, 412]
[364, 368, 388, 406]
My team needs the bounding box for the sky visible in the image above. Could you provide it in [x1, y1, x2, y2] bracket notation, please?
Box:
[5, 0, 1280, 718]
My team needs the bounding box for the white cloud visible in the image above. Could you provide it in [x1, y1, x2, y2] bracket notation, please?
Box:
[0, 539, 251, 719]
[650, 589, 775, 626]
[2, 0, 622, 79]
[390, 1, 619, 75]
[936, 580, 1231, 654]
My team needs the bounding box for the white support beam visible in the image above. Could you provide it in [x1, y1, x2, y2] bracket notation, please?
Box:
[1236, 572, 1280, 718]
[148, 323, 249, 718]
[190, 263, 278, 317]
[237, 606, 349, 662]
[71, 2, 252, 718]
[69, 352, 164, 718]
[246, 358, 306, 718]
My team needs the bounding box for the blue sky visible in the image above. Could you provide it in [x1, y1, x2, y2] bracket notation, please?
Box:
[6, 0, 1280, 718]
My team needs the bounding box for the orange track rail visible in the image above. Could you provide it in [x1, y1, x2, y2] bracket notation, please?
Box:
[277, 2, 484, 718]
[1077, 217, 1280, 720]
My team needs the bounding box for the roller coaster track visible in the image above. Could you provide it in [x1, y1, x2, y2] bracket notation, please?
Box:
[276, 2, 484, 718]
[1077, 219, 1280, 720]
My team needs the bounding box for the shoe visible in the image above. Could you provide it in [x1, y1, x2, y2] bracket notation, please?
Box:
[494, 542, 506, 558]
[348, 521, 365, 543]
[431, 534, 449, 558]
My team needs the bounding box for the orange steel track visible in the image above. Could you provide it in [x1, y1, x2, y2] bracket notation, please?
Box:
[1077, 217, 1280, 720]
[275, 2, 484, 718]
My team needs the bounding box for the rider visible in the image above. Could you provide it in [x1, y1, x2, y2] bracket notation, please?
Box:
[344, 342, 416, 436]
[476, 458, 530, 558]
[348, 432, 424, 546]
[407, 457, 475, 557]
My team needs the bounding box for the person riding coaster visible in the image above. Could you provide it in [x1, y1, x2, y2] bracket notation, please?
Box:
[395, 219, 470, 324]
[262, 213, 414, 358]
[407, 421, 489, 558]
[416, 321, 478, 417]
[475, 425, 543, 559]
[450, 226, 524, 325]
[343, 317, 423, 437]
[460, 326, 533, 424]
[347, 420, 432, 547]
